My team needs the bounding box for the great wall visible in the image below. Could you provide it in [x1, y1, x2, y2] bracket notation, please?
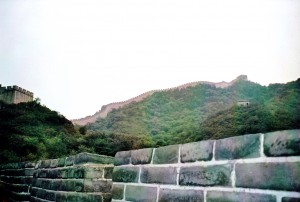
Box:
[0, 85, 34, 104]
[72, 75, 248, 126]
[1, 129, 299, 201]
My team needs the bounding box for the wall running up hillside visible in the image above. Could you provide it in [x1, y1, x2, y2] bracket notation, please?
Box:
[112, 129, 300, 202]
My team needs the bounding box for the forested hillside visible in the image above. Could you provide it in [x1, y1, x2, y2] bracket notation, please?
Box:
[0, 101, 85, 163]
[1, 78, 299, 163]
[87, 78, 300, 146]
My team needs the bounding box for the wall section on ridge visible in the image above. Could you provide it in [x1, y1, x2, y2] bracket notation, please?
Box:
[112, 129, 300, 202]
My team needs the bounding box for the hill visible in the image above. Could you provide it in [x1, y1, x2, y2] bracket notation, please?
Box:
[86, 77, 300, 146]
[72, 75, 248, 125]
[0, 100, 85, 163]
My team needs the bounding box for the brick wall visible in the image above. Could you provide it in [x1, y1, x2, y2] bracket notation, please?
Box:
[0, 152, 114, 202]
[112, 129, 300, 202]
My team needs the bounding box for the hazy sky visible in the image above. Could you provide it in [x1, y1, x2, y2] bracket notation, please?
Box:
[1, 0, 299, 119]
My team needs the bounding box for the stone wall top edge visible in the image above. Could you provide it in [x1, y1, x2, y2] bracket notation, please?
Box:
[115, 129, 300, 155]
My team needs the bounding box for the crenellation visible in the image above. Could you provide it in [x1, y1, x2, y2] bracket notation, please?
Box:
[0, 84, 34, 104]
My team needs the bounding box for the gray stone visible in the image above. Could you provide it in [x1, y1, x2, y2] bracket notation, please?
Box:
[179, 164, 232, 186]
[65, 156, 75, 166]
[57, 158, 66, 167]
[104, 167, 113, 179]
[50, 159, 58, 168]
[132, 148, 153, 165]
[141, 167, 177, 184]
[114, 151, 131, 166]
[112, 184, 124, 200]
[282, 197, 300, 202]
[112, 167, 139, 182]
[153, 145, 179, 164]
[84, 179, 112, 192]
[40, 160, 51, 168]
[180, 140, 213, 163]
[74, 152, 114, 165]
[236, 162, 300, 191]
[206, 191, 276, 202]
[215, 133, 260, 160]
[264, 130, 300, 157]
[126, 185, 157, 202]
[158, 188, 204, 202]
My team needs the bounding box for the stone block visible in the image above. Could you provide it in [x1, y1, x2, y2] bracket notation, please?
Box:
[104, 167, 113, 179]
[74, 152, 114, 165]
[24, 162, 36, 168]
[50, 159, 58, 168]
[57, 158, 66, 167]
[83, 167, 104, 179]
[48, 169, 58, 179]
[206, 191, 276, 202]
[153, 145, 179, 164]
[38, 169, 49, 178]
[9, 192, 31, 201]
[44, 190, 56, 201]
[179, 164, 232, 186]
[56, 192, 104, 202]
[158, 188, 204, 202]
[131, 148, 153, 165]
[126, 185, 157, 202]
[180, 140, 213, 163]
[236, 162, 300, 191]
[282, 197, 300, 202]
[112, 167, 139, 182]
[264, 130, 300, 157]
[49, 179, 61, 191]
[65, 156, 75, 166]
[40, 160, 51, 168]
[141, 167, 177, 184]
[114, 151, 131, 166]
[215, 133, 260, 160]
[84, 179, 112, 192]
[112, 184, 124, 200]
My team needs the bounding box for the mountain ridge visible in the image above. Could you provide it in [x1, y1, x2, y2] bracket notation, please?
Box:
[72, 75, 248, 125]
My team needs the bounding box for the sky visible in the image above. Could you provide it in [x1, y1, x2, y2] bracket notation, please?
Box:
[0, 0, 300, 119]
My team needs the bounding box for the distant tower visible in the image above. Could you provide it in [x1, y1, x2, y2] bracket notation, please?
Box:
[237, 100, 250, 107]
[0, 84, 34, 104]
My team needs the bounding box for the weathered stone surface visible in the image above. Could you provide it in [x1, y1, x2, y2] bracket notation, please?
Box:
[131, 148, 153, 165]
[65, 156, 75, 166]
[153, 145, 179, 164]
[114, 151, 131, 166]
[112, 184, 124, 200]
[83, 167, 104, 179]
[141, 167, 177, 184]
[158, 188, 204, 202]
[180, 140, 213, 163]
[74, 152, 114, 165]
[44, 190, 56, 201]
[236, 162, 300, 191]
[264, 130, 300, 157]
[206, 191, 276, 202]
[215, 134, 260, 160]
[84, 179, 112, 192]
[50, 159, 58, 168]
[57, 158, 66, 167]
[179, 164, 232, 186]
[282, 197, 300, 202]
[126, 185, 157, 202]
[56, 192, 102, 202]
[40, 160, 51, 168]
[112, 167, 139, 183]
[104, 167, 113, 179]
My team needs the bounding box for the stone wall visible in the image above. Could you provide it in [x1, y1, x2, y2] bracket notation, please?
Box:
[112, 129, 300, 202]
[0, 85, 34, 104]
[0, 152, 114, 202]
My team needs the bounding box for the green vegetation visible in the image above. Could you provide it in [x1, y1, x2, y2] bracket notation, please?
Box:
[1, 78, 299, 163]
[87, 78, 300, 145]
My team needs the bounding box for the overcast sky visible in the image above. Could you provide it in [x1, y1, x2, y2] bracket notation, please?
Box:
[1, 0, 299, 119]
